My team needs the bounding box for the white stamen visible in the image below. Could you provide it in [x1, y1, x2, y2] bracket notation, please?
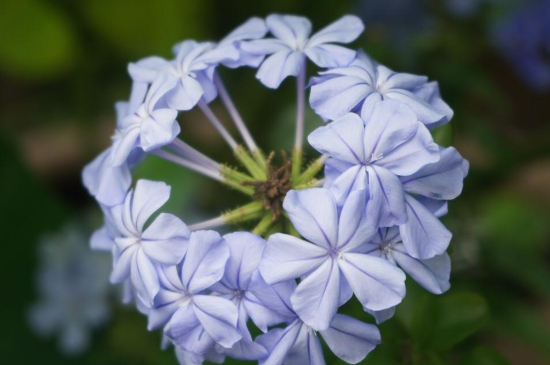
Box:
[214, 73, 258, 152]
[198, 100, 239, 150]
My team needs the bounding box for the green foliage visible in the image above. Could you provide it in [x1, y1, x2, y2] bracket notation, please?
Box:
[460, 346, 512, 365]
[0, 0, 77, 78]
[80, 0, 209, 57]
[411, 292, 489, 352]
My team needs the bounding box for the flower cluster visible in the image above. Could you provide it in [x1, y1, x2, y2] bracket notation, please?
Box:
[83, 14, 468, 365]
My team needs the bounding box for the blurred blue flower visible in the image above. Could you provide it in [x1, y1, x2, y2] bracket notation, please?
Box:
[28, 224, 112, 355]
[493, 0, 550, 91]
[357, 0, 434, 48]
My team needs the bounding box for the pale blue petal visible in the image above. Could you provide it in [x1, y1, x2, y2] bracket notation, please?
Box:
[362, 100, 418, 159]
[244, 291, 289, 332]
[266, 14, 312, 49]
[193, 295, 241, 349]
[384, 89, 447, 125]
[283, 189, 338, 248]
[165, 75, 204, 111]
[364, 307, 396, 324]
[285, 325, 325, 365]
[337, 189, 378, 252]
[144, 73, 178, 113]
[309, 75, 373, 120]
[384, 71, 428, 91]
[182, 231, 229, 294]
[248, 271, 297, 320]
[290, 258, 339, 331]
[220, 17, 268, 45]
[90, 225, 114, 252]
[222, 232, 265, 290]
[307, 15, 364, 47]
[392, 243, 451, 294]
[416, 197, 448, 218]
[147, 288, 185, 330]
[320, 314, 381, 363]
[413, 81, 454, 128]
[323, 158, 354, 187]
[339, 253, 406, 311]
[110, 244, 138, 283]
[139, 109, 179, 152]
[141, 213, 190, 265]
[367, 166, 407, 226]
[240, 39, 289, 55]
[401, 146, 467, 200]
[377, 123, 440, 176]
[304, 44, 356, 68]
[131, 179, 171, 232]
[131, 248, 160, 306]
[256, 50, 305, 89]
[109, 126, 140, 166]
[400, 194, 452, 259]
[326, 164, 368, 208]
[166, 304, 214, 354]
[195, 70, 218, 103]
[308, 113, 366, 164]
[261, 233, 328, 283]
[257, 319, 303, 365]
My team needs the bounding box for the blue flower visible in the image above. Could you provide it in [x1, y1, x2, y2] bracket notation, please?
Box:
[215, 17, 268, 69]
[28, 224, 112, 355]
[105, 180, 190, 306]
[242, 14, 364, 88]
[260, 188, 406, 331]
[492, 0, 550, 91]
[109, 75, 180, 167]
[309, 51, 453, 127]
[209, 232, 291, 360]
[148, 231, 242, 355]
[308, 100, 440, 227]
[398, 146, 469, 258]
[252, 276, 381, 365]
[366, 226, 451, 294]
[82, 102, 143, 206]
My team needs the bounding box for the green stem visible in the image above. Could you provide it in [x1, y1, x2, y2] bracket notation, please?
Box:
[234, 145, 266, 180]
[222, 201, 264, 224]
[291, 147, 302, 184]
[252, 149, 267, 171]
[296, 155, 326, 185]
[252, 214, 274, 236]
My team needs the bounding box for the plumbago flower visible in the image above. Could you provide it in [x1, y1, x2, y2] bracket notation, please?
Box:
[103, 180, 190, 306]
[252, 275, 382, 365]
[261, 188, 406, 331]
[309, 51, 453, 127]
[83, 13, 468, 365]
[242, 14, 364, 88]
[308, 100, 440, 226]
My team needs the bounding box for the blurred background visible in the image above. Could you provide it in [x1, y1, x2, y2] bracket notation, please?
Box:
[2, 0, 550, 364]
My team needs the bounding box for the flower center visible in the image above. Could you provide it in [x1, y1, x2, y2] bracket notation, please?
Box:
[242, 152, 292, 220]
